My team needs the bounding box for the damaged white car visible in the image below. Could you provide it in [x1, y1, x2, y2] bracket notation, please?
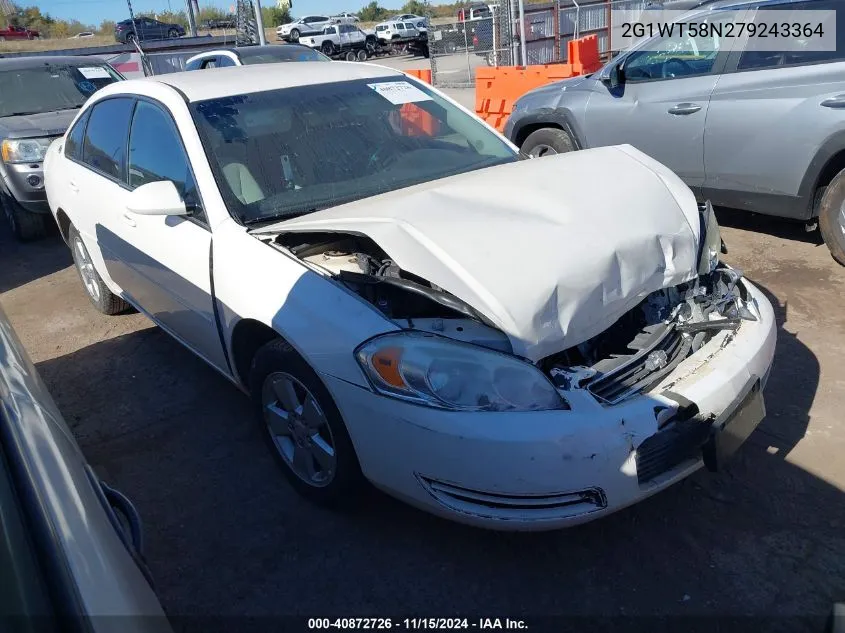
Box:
[44, 63, 776, 530]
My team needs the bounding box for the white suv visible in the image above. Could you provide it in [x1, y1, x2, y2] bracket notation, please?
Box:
[276, 15, 334, 42]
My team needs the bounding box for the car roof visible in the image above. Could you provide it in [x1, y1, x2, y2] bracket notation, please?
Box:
[0, 55, 110, 70]
[110, 61, 400, 103]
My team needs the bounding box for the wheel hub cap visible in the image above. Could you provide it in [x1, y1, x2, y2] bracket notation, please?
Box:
[262, 372, 336, 487]
[529, 144, 558, 158]
[839, 199, 845, 235]
[74, 237, 101, 302]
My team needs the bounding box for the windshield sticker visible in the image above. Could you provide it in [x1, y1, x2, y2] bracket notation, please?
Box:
[367, 81, 432, 105]
[78, 66, 111, 80]
[77, 80, 96, 94]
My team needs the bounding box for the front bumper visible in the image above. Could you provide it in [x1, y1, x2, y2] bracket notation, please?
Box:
[1, 162, 49, 214]
[323, 280, 777, 531]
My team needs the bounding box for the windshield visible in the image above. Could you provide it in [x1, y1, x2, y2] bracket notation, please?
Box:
[0, 64, 122, 118]
[191, 76, 516, 225]
[239, 47, 330, 64]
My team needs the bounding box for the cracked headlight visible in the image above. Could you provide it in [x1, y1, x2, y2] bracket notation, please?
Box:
[1, 138, 52, 164]
[356, 332, 568, 412]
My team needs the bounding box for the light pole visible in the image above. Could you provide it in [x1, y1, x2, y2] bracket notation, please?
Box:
[254, 0, 266, 45]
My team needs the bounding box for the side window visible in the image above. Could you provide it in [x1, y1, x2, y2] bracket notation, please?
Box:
[128, 101, 202, 219]
[623, 13, 737, 82]
[201, 58, 218, 69]
[217, 55, 237, 67]
[737, 2, 843, 71]
[65, 109, 91, 160]
[81, 98, 134, 181]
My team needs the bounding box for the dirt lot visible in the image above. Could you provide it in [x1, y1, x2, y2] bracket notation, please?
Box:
[1, 207, 844, 631]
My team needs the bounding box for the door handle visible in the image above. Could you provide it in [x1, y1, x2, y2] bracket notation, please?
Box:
[122, 213, 136, 227]
[821, 95, 845, 109]
[668, 103, 702, 115]
[68, 181, 79, 193]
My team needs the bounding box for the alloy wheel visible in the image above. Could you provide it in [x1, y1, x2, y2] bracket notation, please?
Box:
[262, 372, 336, 487]
[73, 235, 101, 302]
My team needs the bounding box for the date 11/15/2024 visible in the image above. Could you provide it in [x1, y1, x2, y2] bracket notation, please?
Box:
[307, 618, 529, 630]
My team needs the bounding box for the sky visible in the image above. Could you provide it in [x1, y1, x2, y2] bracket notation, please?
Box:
[29, 0, 407, 27]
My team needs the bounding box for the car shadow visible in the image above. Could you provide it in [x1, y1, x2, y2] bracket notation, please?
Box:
[0, 214, 70, 295]
[31, 272, 840, 627]
[714, 206, 825, 246]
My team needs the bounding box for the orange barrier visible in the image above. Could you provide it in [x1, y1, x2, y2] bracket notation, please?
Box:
[475, 35, 602, 133]
[405, 68, 432, 84]
[400, 69, 436, 136]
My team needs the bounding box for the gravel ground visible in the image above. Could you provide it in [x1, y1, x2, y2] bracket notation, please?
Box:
[2, 200, 844, 632]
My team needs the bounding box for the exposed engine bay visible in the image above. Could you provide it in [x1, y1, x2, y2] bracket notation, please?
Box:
[271, 228, 759, 405]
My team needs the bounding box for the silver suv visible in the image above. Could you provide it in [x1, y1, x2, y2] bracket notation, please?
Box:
[505, 0, 845, 263]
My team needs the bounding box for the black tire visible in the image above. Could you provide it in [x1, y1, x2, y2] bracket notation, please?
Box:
[520, 127, 576, 158]
[249, 338, 365, 507]
[289, 28, 300, 41]
[68, 225, 130, 315]
[1, 193, 46, 242]
[126, 32, 137, 44]
[167, 28, 179, 38]
[321, 40, 335, 56]
[818, 170, 845, 266]
[357, 48, 368, 62]
[345, 50, 356, 61]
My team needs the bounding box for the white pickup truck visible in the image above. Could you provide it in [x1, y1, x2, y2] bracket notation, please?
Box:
[298, 23, 375, 58]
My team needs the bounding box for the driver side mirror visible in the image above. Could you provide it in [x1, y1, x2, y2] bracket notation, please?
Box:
[602, 62, 625, 89]
[126, 180, 189, 217]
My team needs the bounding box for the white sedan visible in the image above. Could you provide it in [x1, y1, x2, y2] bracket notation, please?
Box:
[44, 62, 776, 530]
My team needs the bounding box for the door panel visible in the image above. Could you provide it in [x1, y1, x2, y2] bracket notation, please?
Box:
[583, 11, 742, 188]
[121, 100, 226, 371]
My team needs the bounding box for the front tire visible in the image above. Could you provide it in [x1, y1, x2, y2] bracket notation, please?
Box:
[818, 169, 845, 266]
[126, 32, 137, 44]
[249, 338, 365, 507]
[289, 28, 300, 41]
[1, 193, 46, 241]
[520, 127, 576, 158]
[168, 28, 179, 38]
[68, 226, 130, 315]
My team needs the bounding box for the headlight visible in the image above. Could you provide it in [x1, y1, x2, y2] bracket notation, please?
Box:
[1, 138, 52, 164]
[355, 332, 568, 412]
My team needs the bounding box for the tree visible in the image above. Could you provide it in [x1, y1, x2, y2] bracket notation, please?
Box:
[358, 1, 388, 22]
[261, 6, 290, 27]
[98, 19, 115, 35]
[402, 0, 429, 16]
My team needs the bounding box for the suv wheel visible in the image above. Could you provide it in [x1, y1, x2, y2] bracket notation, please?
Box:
[168, 28, 179, 38]
[1, 193, 46, 242]
[126, 32, 137, 44]
[322, 41, 335, 56]
[521, 128, 575, 158]
[818, 169, 845, 265]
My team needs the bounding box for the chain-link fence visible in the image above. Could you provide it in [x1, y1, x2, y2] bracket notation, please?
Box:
[429, 0, 648, 87]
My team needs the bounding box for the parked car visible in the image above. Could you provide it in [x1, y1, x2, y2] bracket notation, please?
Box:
[0, 56, 123, 241]
[0, 302, 170, 631]
[202, 17, 236, 29]
[72, 31, 95, 38]
[114, 17, 185, 43]
[185, 44, 330, 70]
[44, 63, 775, 531]
[333, 12, 361, 23]
[505, 0, 845, 264]
[276, 15, 335, 42]
[374, 20, 419, 45]
[299, 24, 374, 59]
[393, 13, 426, 21]
[0, 24, 40, 41]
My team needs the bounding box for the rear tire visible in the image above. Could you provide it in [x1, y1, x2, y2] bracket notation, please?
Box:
[818, 169, 845, 266]
[1, 193, 46, 242]
[68, 225, 130, 315]
[249, 338, 366, 507]
[322, 40, 335, 56]
[357, 48, 368, 61]
[345, 50, 356, 61]
[126, 32, 137, 44]
[520, 127, 576, 158]
[168, 28, 179, 38]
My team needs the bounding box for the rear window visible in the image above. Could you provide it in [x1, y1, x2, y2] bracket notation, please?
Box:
[0, 63, 122, 118]
[238, 47, 330, 64]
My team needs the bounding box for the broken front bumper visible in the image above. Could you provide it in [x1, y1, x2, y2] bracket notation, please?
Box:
[323, 279, 776, 531]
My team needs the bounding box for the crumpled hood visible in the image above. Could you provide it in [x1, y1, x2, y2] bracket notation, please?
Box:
[272, 145, 701, 362]
[0, 109, 77, 139]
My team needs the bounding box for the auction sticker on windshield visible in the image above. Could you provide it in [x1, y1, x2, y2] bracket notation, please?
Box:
[78, 66, 112, 79]
[368, 81, 431, 105]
